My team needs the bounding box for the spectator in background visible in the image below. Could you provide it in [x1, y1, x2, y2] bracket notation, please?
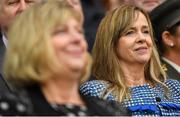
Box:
[0, 0, 41, 93]
[4, 0, 130, 115]
[80, 4, 180, 116]
[81, 0, 105, 52]
[150, 0, 180, 81]
[67, 0, 84, 23]
[102, 0, 124, 11]
[123, 0, 166, 12]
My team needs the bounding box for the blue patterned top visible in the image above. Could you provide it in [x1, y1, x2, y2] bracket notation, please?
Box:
[80, 79, 180, 116]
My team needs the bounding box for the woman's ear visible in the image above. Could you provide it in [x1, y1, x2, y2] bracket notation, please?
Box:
[162, 31, 174, 47]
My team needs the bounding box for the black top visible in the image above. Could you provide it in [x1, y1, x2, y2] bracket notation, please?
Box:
[0, 30, 5, 73]
[25, 85, 131, 116]
[161, 59, 179, 81]
[0, 31, 11, 93]
[81, 0, 105, 52]
[50, 103, 89, 116]
[150, 0, 180, 40]
[0, 91, 31, 116]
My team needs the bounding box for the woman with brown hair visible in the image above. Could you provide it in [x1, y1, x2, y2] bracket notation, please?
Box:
[80, 4, 180, 116]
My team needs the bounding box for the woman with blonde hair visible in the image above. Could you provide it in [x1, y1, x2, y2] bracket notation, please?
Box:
[80, 4, 180, 116]
[3, 0, 129, 115]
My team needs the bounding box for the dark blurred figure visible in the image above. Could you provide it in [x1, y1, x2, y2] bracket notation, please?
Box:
[150, 0, 180, 81]
[102, 0, 124, 11]
[81, 0, 105, 52]
[0, 0, 41, 93]
[124, 0, 166, 13]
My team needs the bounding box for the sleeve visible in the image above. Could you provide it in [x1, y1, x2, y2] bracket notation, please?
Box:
[80, 80, 107, 98]
[166, 79, 180, 102]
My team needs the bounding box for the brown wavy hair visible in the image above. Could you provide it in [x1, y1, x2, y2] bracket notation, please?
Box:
[92, 4, 167, 102]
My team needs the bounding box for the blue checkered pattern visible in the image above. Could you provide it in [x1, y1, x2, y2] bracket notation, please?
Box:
[80, 79, 180, 116]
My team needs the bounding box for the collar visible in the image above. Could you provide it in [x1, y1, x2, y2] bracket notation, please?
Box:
[162, 57, 180, 73]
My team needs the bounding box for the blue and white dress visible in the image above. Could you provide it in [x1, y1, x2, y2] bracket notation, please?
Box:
[80, 79, 180, 116]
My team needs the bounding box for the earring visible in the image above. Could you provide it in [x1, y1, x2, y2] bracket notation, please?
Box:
[170, 43, 174, 47]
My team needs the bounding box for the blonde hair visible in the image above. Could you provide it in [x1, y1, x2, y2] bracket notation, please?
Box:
[4, 0, 91, 86]
[92, 4, 167, 102]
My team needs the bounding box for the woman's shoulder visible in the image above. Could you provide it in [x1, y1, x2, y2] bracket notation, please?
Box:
[0, 91, 31, 115]
[165, 79, 179, 84]
[165, 79, 179, 90]
[80, 80, 109, 98]
[80, 80, 108, 89]
[165, 79, 180, 96]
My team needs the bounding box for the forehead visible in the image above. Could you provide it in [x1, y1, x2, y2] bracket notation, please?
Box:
[133, 11, 148, 25]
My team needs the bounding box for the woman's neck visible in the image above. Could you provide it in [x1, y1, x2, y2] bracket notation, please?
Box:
[41, 72, 84, 106]
[120, 62, 148, 87]
[126, 76, 147, 87]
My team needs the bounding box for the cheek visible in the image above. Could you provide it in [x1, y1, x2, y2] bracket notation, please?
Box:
[118, 39, 133, 51]
[4, 7, 17, 15]
[147, 37, 153, 47]
[83, 41, 88, 51]
[80, 38, 88, 52]
[174, 39, 180, 50]
[51, 39, 64, 56]
[117, 42, 129, 58]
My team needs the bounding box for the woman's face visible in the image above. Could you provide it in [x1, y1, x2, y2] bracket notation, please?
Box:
[117, 12, 153, 65]
[51, 18, 87, 72]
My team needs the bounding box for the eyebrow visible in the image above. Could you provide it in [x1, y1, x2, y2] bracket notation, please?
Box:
[142, 25, 149, 30]
[129, 25, 149, 30]
[7, 0, 19, 2]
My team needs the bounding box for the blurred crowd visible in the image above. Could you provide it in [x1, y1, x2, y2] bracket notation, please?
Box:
[0, 0, 179, 116]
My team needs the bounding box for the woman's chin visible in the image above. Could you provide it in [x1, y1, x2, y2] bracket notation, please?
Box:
[66, 60, 85, 72]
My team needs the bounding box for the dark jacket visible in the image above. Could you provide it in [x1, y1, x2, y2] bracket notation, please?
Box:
[25, 85, 131, 116]
[161, 58, 179, 81]
[81, 0, 105, 52]
[0, 31, 5, 73]
[0, 31, 11, 93]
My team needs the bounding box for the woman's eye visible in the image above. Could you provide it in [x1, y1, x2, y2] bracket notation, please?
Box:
[78, 29, 84, 34]
[125, 30, 134, 36]
[143, 30, 150, 34]
[7, 1, 18, 5]
[53, 29, 66, 36]
[26, 0, 36, 5]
